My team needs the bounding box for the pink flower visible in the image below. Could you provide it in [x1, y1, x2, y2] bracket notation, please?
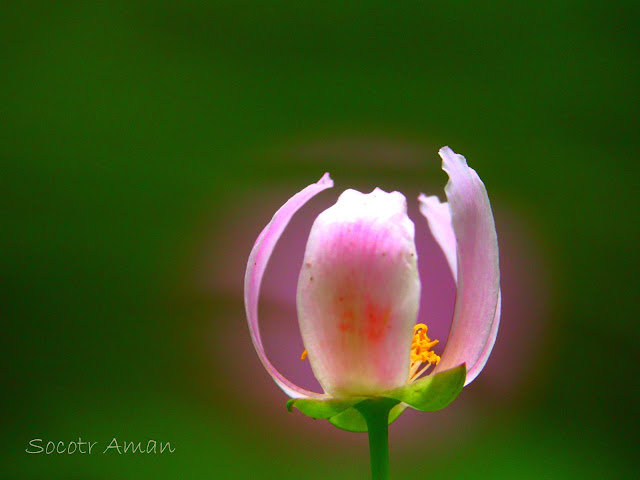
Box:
[244, 147, 500, 425]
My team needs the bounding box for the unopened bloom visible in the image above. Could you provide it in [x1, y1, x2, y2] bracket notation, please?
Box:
[244, 147, 500, 424]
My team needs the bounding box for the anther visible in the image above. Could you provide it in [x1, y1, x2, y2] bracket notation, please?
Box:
[408, 323, 441, 382]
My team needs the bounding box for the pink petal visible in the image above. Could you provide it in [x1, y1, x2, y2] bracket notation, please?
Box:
[418, 194, 458, 282]
[418, 192, 502, 385]
[244, 173, 333, 399]
[429, 147, 501, 386]
[297, 188, 421, 397]
[466, 290, 501, 383]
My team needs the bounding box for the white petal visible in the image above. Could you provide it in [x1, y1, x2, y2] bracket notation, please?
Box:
[297, 188, 421, 397]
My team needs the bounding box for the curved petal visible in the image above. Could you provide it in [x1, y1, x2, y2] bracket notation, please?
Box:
[297, 188, 421, 397]
[418, 192, 502, 385]
[418, 194, 457, 282]
[431, 147, 500, 386]
[244, 173, 333, 399]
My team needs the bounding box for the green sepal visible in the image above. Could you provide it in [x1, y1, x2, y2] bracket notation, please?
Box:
[384, 364, 466, 412]
[286, 397, 365, 419]
[286, 364, 466, 432]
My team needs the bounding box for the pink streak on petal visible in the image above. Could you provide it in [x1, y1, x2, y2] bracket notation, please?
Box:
[297, 189, 420, 397]
[244, 173, 333, 399]
[418, 194, 457, 282]
[433, 147, 500, 384]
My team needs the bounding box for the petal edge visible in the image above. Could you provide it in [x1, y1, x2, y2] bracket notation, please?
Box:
[466, 290, 501, 384]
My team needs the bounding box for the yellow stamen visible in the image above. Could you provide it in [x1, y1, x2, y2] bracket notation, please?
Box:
[408, 323, 440, 382]
[300, 349, 308, 361]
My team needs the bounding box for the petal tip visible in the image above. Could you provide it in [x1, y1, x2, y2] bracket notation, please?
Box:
[418, 193, 444, 207]
[439, 146, 469, 171]
[318, 172, 333, 187]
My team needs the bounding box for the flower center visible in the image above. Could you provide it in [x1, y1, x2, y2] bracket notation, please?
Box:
[409, 323, 440, 382]
[301, 324, 440, 383]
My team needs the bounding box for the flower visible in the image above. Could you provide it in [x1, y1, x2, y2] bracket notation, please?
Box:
[244, 147, 501, 427]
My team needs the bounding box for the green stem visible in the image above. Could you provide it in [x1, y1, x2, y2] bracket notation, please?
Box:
[355, 398, 399, 480]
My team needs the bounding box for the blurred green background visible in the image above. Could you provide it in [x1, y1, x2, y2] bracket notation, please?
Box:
[2, 1, 637, 479]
